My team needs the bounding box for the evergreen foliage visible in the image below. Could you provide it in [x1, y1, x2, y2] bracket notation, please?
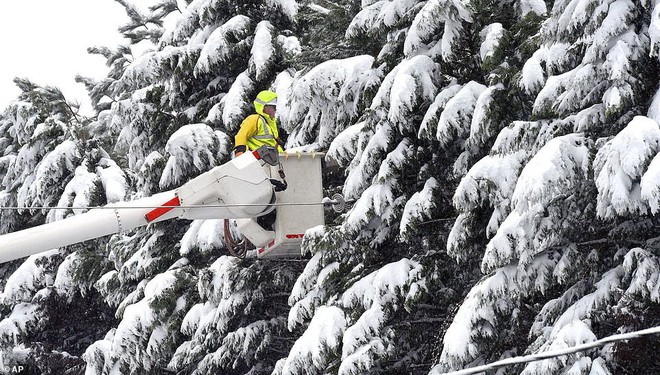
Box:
[1, 0, 660, 374]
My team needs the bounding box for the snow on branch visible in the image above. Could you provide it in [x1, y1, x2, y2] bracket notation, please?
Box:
[436, 81, 487, 148]
[249, 21, 276, 82]
[483, 134, 590, 272]
[404, 0, 473, 60]
[160, 123, 226, 189]
[400, 177, 438, 237]
[346, 0, 419, 39]
[274, 306, 346, 375]
[339, 259, 425, 375]
[207, 72, 255, 130]
[595, 116, 660, 219]
[284, 55, 380, 148]
[195, 15, 252, 75]
[371, 55, 440, 132]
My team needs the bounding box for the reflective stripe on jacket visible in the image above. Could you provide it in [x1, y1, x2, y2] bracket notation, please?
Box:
[236, 114, 282, 151]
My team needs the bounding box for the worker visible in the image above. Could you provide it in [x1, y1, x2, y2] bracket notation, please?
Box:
[234, 90, 285, 156]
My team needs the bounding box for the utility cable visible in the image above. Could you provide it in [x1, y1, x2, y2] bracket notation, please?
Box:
[0, 201, 339, 211]
[438, 325, 660, 375]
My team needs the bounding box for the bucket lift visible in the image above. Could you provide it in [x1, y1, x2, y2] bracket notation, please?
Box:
[0, 147, 337, 263]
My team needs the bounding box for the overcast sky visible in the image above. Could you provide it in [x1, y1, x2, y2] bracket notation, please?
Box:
[0, 0, 128, 114]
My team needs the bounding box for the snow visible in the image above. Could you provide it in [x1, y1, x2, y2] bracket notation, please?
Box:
[267, 0, 300, 20]
[400, 177, 437, 236]
[250, 21, 275, 81]
[327, 122, 366, 168]
[160, 123, 223, 188]
[622, 248, 660, 302]
[479, 23, 504, 61]
[650, 3, 660, 56]
[120, 50, 161, 88]
[180, 219, 225, 255]
[284, 55, 378, 148]
[276, 306, 346, 375]
[0, 251, 59, 305]
[96, 158, 127, 203]
[436, 81, 487, 146]
[346, 0, 419, 39]
[482, 134, 589, 271]
[384, 56, 439, 127]
[209, 72, 255, 130]
[48, 165, 97, 222]
[419, 82, 462, 139]
[194, 15, 252, 75]
[595, 116, 660, 218]
[21, 139, 80, 210]
[288, 252, 340, 329]
[438, 266, 516, 370]
[404, 0, 472, 58]
[520, 0, 547, 16]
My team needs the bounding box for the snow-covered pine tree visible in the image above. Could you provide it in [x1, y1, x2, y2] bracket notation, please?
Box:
[434, 1, 660, 374]
[0, 79, 123, 373]
[4, 0, 660, 373]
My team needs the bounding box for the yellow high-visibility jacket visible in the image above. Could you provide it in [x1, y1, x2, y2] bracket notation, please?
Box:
[234, 90, 284, 153]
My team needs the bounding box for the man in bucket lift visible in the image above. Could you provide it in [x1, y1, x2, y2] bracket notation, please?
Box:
[234, 90, 286, 232]
[234, 90, 284, 156]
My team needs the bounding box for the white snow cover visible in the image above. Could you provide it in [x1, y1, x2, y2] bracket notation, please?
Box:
[343, 140, 412, 243]
[275, 306, 346, 375]
[327, 122, 366, 168]
[595, 116, 660, 218]
[250, 21, 276, 82]
[479, 23, 504, 61]
[0, 251, 59, 305]
[400, 177, 438, 236]
[532, 64, 600, 116]
[520, 0, 547, 16]
[436, 81, 488, 146]
[284, 55, 378, 148]
[434, 254, 559, 373]
[121, 50, 161, 88]
[97, 158, 127, 203]
[53, 252, 81, 300]
[288, 256, 340, 329]
[339, 259, 424, 374]
[179, 219, 225, 255]
[419, 82, 462, 139]
[521, 321, 597, 374]
[346, 0, 419, 39]
[208, 72, 255, 130]
[483, 134, 590, 271]
[267, 0, 299, 20]
[435, 266, 517, 372]
[370, 55, 439, 131]
[585, 0, 635, 63]
[20, 140, 80, 209]
[48, 165, 97, 223]
[521, 267, 624, 374]
[650, 3, 660, 56]
[160, 123, 224, 188]
[195, 15, 252, 75]
[343, 122, 391, 200]
[404, 0, 473, 58]
[622, 248, 660, 302]
[649, 86, 660, 125]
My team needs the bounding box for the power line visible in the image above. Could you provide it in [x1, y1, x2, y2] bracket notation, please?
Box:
[0, 201, 335, 211]
[437, 326, 660, 375]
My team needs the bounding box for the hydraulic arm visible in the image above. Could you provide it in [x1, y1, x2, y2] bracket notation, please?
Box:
[0, 149, 277, 263]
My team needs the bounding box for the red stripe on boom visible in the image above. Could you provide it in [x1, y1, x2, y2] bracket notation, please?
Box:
[145, 196, 181, 222]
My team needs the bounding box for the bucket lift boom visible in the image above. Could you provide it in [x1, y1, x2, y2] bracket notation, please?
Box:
[0, 147, 326, 263]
